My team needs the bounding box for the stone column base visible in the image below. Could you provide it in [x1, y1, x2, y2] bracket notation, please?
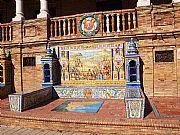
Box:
[37, 11, 50, 19]
[137, 0, 150, 7]
[12, 15, 25, 21]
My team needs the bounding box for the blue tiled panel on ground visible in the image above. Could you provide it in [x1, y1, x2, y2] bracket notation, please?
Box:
[52, 100, 104, 113]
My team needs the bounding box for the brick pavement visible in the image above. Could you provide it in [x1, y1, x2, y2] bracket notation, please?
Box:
[0, 97, 180, 134]
[150, 97, 180, 118]
[0, 125, 101, 135]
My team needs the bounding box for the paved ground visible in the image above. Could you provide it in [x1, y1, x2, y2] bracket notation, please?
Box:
[0, 98, 155, 121]
[0, 125, 101, 135]
[1, 97, 180, 121]
[0, 97, 180, 134]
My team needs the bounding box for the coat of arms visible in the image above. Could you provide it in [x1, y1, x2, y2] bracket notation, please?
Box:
[78, 14, 100, 36]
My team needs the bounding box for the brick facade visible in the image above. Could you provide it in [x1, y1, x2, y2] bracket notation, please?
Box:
[0, 2, 180, 97]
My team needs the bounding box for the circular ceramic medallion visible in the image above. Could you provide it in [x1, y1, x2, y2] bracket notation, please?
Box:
[114, 54, 124, 68]
[78, 14, 100, 36]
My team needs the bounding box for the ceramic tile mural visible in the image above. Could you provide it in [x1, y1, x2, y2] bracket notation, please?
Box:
[57, 43, 125, 83]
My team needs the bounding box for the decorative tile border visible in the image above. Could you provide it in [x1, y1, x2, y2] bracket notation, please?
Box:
[53, 86, 125, 99]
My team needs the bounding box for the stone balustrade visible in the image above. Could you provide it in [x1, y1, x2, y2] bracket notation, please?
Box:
[0, 23, 13, 42]
[102, 9, 137, 34]
[0, 2, 179, 44]
[49, 9, 137, 39]
[50, 15, 77, 38]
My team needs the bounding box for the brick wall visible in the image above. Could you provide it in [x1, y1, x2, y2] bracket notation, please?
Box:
[1, 3, 180, 96]
[10, 46, 46, 93]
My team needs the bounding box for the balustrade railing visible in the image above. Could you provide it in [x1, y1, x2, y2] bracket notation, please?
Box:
[103, 9, 137, 34]
[0, 9, 137, 43]
[50, 15, 77, 38]
[50, 9, 137, 39]
[0, 23, 12, 42]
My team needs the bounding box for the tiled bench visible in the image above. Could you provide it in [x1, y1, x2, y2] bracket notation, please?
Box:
[9, 87, 54, 112]
[124, 86, 145, 118]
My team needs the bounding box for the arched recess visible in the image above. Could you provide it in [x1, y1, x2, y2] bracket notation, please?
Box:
[129, 60, 137, 82]
[44, 64, 50, 82]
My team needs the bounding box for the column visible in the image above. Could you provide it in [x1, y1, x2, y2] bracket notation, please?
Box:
[37, 0, 49, 18]
[12, 0, 25, 21]
[137, 0, 150, 7]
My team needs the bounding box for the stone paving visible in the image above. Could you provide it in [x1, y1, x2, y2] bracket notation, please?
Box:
[0, 97, 180, 134]
[0, 125, 103, 135]
[0, 98, 154, 120]
[1, 97, 180, 121]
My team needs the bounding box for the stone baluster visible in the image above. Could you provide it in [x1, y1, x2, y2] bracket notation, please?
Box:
[54, 21, 57, 37]
[72, 18, 75, 35]
[59, 20, 61, 37]
[122, 13, 125, 32]
[133, 12, 136, 29]
[117, 14, 120, 32]
[51, 21, 53, 37]
[0, 26, 1, 41]
[2, 27, 4, 41]
[12, 0, 25, 21]
[68, 19, 71, 36]
[63, 19, 66, 36]
[6, 26, 8, 41]
[106, 14, 110, 33]
[112, 14, 115, 32]
[128, 13, 131, 30]
[9, 26, 12, 41]
[103, 15, 106, 33]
